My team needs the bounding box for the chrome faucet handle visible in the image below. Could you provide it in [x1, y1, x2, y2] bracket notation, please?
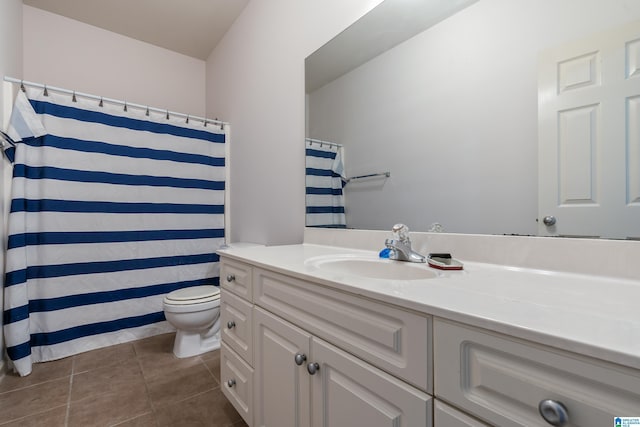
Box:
[391, 223, 410, 242]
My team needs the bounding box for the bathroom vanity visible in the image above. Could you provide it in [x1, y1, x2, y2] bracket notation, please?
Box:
[218, 232, 640, 427]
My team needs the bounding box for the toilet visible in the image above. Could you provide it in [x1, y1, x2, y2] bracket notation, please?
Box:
[163, 285, 221, 358]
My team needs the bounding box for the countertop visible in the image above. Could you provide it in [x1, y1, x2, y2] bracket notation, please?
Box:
[218, 243, 640, 371]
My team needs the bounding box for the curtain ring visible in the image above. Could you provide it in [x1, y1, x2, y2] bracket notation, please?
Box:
[166, 110, 170, 120]
[124, 102, 128, 112]
[72, 91, 77, 102]
[20, 80, 26, 92]
[99, 97, 103, 107]
[43, 84, 49, 97]
[203, 120, 207, 127]
[145, 106, 150, 116]
[185, 115, 189, 124]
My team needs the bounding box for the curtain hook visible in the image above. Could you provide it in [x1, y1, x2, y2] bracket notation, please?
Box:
[99, 97, 103, 107]
[185, 115, 189, 124]
[20, 80, 26, 93]
[145, 106, 150, 116]
[43, 84, 49, 97]
[124, 101, 127, 112]
[72, 91, 77, 102]
[204, 119, 207, 127]
[166, 110, 170, 120]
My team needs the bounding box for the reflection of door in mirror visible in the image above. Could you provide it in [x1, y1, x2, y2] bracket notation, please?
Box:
[538, 20, 640, 239]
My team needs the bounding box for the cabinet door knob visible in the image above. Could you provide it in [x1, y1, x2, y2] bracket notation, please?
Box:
[227, 321, 236, 329]
[307, 362, 320, 375]
[226, 274, 235, 283]
[294, 353, 307, 366]
[227, 379, 236, 388]
[538, 399, 569, 426]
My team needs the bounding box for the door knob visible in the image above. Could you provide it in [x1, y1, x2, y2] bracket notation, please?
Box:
[542, 216, 557, 226]
[294, 353, 307, 366]
[307, 362, 320, 375]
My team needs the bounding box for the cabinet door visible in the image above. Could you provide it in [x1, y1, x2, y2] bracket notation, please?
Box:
[434, 400, 489, 427]
[254, 307, 312, 427]
[310, 337, 432, 427]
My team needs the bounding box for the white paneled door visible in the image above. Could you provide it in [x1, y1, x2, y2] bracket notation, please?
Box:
[538, 20, 640, 239]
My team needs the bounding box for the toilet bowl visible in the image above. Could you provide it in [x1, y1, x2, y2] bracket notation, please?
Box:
[163, 285, 221, 358]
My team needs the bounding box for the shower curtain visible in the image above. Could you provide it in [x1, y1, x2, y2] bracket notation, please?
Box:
[305, 143, 346, 228]
[2, 89, 226, 376]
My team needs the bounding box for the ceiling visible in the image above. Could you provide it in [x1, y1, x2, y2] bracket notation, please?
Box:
[22, 0, 250, 60]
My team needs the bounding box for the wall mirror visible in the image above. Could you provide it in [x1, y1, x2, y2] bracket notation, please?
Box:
[305, 0, 640, 239]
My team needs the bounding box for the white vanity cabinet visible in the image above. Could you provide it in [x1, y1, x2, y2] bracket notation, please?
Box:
[219, 250, 640, 427]
[219, 257, 433, 427]
[434, 319, 640, 427]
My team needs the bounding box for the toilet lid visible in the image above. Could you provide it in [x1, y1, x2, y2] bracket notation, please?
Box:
[165, 285, 220, 303]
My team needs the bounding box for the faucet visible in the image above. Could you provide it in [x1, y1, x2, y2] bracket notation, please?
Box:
[384, 224, 426, 263]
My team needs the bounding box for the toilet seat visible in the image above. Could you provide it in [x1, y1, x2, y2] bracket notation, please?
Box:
[164, 285, 220, 305]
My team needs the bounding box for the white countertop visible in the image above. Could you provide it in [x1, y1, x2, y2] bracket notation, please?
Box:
[219, 243, 640, 370]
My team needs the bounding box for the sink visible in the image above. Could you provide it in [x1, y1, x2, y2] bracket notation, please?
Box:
[306, 254, 437, 280]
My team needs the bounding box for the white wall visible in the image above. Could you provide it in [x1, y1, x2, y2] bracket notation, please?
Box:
[0, 0, 23, 372]
[308, 0, 640, 236]
[205, 0, 383, 245]
[23, 5, 206, 116]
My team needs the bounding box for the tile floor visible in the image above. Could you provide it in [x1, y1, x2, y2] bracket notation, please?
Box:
[0, 333, 248, 427]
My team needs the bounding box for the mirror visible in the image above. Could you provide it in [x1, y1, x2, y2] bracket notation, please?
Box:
[305, 0, 640, 239]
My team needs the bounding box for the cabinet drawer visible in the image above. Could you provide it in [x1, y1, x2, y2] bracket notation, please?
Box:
[434, 319, 640, 427]
[434, 401, 489, 427]
[220, 259, 253, 301]
[221, 342, 254, 427]
[220, 289, 253, 365]
[253, 268, 431, 392]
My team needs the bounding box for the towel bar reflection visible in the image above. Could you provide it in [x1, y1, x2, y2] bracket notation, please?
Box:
[347, 171, 390, 183]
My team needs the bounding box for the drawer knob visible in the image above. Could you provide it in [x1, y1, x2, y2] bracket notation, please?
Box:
[227, 321, 236, 329]
[539, 399, 569, 426]
[307, 362, 320, 375]
[227, 379, 236, 388]
[294, 353, 307, 366]
[226, 274, 235, 283]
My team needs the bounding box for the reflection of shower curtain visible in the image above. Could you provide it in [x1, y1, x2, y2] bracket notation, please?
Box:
[2, 90, 225, 376]
[305, 144, 346, 228]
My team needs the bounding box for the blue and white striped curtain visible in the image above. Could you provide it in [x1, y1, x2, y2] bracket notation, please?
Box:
[305, 142, 346, 228]
[2, 90, 226, 376]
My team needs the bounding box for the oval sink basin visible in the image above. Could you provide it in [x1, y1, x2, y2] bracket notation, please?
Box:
[307, 255, 437, 280]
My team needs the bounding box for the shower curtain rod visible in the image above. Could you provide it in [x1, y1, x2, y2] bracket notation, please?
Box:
[305, 137, 343, 148]
[4, 76, 229, 127]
